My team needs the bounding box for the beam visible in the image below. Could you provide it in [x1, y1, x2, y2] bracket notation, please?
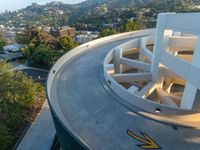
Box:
[140, 47, 153, 61]
[137, 82, 156, 98]
[121, 38, 140, 52]
[157, 88, 178, 107]
[114, 73, 152, 83]
[128, 85, 139, 94]
[168, 36, 197, 49]
[120, 57, 151, 71]
[161, 51, 191, 79]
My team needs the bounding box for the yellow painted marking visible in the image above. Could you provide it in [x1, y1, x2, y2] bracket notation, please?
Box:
[127, 130, 161, 149]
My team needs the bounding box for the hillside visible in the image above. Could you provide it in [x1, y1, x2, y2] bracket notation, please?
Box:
[78, 0, 200, 9]
[79, 0, 154, 9]
[0, 0, 200, 30]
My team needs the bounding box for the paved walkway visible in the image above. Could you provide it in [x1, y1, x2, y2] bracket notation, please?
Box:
[13, 64, 49, 72]
[17, 101, 56, 150]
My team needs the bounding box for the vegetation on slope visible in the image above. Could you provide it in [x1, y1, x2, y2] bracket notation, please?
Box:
[0, 61, 45, 149]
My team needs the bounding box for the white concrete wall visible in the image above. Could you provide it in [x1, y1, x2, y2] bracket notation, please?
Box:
[104, 13, 200, 118]
[152, 13, 200, 110]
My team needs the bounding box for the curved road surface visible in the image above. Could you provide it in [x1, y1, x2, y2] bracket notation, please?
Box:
[52, 38, 200, 150]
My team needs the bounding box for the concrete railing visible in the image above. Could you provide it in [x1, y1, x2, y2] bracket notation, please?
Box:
[113, 35, 154, 74]
[47, 29, 155, 97]
[46, 29, 156, 149]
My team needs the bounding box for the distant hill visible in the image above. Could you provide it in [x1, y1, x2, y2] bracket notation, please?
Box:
[78, 0, 200, 9]
[0, 0, 200, 30]
[79, 0, 154, 8]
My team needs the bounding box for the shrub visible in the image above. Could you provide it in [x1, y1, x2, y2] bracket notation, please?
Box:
[0, 123, 12, 150]
[0, 61, 45, 148]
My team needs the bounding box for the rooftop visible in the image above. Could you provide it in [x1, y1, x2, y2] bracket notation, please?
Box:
[47, 13, 200, 150]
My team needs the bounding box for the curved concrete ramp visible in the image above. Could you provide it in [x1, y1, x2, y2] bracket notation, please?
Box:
[48, 35, 200, 150]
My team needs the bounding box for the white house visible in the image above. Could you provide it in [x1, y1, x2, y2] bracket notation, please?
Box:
[75, 34, 98, 44]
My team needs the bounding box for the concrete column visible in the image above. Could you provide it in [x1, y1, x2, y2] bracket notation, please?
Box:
[139, 38, 147, 61]
[151, 14, 174, 83]
[181, 36, 200, 110]
[151, 14, 167, 82]
[114, 48, 122, 74]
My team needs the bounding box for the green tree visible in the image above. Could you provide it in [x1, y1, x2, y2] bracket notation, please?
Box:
[27, 44, 63, 69]
[0, 61, 44, 107]
[59, 35, 77, 51]
[122, 20, 141, 32]
[0, 32, 6, 53]
[21, 28, 77, 69]
[21, 40, 36, 60]
[0, 61, 45, 149]
[100, 28, 118, 37]
[0, 124, 12, 150]
[30, 44, 50, 67]
[43, 50, 63, 67]
[16, 33, 29, 44]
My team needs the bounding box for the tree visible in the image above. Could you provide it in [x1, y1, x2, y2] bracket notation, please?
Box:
[43, 50, 63, 67]
[16, 33, 29, 44]
[0, 61, 45, 149]
[0, 32, 6, 53]
[59, 35, 77, 51]
[122, 20, 142, 32]
[20, 28, 77, 69]
[0, 61, 44, 107]
[0, 124, 12, 150]
[25, 44, 63, 69]
[100, 28, 118, 37]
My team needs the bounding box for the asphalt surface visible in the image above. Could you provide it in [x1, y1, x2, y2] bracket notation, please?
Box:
[21, 69, 48, 86]
[53, 39, 200, 150]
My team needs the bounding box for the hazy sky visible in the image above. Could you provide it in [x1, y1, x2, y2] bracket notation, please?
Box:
[0, 0, 85, 12]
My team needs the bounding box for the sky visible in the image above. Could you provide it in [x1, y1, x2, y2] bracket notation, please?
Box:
[0, 0, 85, 13]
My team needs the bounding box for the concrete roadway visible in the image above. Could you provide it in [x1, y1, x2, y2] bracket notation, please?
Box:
[53, 39, 200, 150]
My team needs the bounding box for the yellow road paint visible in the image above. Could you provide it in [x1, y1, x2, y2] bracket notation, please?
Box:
[127, 130, 161, 149]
